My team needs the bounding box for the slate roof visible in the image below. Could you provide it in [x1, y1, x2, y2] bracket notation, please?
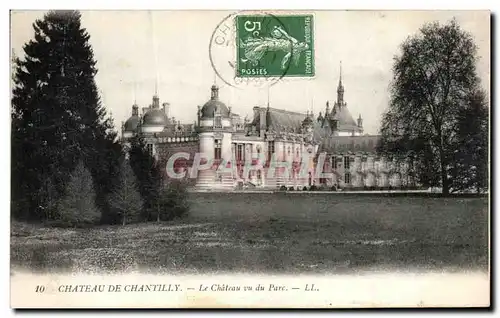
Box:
[318, 135, 381, 154]
[251, 107, 307, 132]
[249, 103, 362, 140]
[267, 107, 306, 132]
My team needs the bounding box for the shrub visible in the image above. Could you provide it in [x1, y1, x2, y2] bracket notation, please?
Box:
[330, 185, 337, 191]
[303, 186, 309, 191]
[310, 185, 318, 191]
[108, 159, 143, 226]
[279, 185, 287, 191]
[156, 179, 190, 221]
[288, 186, 295, 191]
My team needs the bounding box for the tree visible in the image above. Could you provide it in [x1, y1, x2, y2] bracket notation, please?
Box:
[108, 159, 143, 226]
[378, 19, 484, 194]
[58, 160, 101, 226]
[450, 89, 489, 193]
[11, 10, 122, 221]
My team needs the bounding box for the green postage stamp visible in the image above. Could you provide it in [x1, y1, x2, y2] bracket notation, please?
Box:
[236, 14, 314, 78]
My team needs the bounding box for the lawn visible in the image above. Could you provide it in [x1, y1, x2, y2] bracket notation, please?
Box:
[10, 193, 489, 275]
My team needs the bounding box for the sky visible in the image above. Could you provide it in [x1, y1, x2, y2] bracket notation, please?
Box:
[10, 10, 490, 135]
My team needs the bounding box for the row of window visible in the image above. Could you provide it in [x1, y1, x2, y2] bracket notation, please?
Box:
[151, 139, 412, 174]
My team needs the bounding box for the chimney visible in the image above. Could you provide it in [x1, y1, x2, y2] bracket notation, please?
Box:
[162, 102, 170, 116]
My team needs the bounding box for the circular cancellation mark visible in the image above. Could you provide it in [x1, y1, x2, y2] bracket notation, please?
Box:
[209, 10, 293, 89]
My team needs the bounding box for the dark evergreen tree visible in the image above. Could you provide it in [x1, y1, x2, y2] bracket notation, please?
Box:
[11, 10, 122, 221]
[58, 160, 101, 226]
[108, 159, 143, 225]
[450, 89, 489, 193]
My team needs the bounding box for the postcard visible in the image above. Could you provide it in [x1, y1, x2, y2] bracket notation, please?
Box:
[10, 9, 490, 308]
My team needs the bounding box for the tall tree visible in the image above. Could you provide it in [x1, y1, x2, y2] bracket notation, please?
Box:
[58, 160, 101, 226]
[378, 19, 484, 194]
[108, 159, 143, 226]
[11, 10, 122, 221]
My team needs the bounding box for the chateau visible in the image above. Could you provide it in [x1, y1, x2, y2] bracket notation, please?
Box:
[121, 70, 415, 191]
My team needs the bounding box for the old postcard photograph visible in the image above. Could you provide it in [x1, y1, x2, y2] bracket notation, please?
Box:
[9, 9, 490, 308]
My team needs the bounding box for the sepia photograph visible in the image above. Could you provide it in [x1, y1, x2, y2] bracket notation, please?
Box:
[9, 8, 490, 308]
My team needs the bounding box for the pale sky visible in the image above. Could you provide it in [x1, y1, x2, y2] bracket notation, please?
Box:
[10, 10, 490, 135]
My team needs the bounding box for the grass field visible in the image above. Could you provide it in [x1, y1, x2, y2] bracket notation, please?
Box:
[10, 193, 489, 274]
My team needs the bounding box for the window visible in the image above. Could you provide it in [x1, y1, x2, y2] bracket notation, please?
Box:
[237, 144, 243, 161]
[215, 116, 222, 128]
[214, 139, 222, 160]
[335, 157, 342, 168]
[343, 156, 350, 170]
[146, 144, 154, 157]
[267, 141, 275, 163]
[344, 172, 351, 184]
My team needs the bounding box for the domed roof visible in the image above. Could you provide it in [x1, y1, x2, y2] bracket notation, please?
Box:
[124, 115, 140, 132]
[200, 84, 230, 118]
[201, 100, 230, 118]
[143, 108, 168, 126]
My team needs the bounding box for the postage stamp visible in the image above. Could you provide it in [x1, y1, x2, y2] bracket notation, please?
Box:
[236, 14, 315, 77]
[209, 11, 284, 89]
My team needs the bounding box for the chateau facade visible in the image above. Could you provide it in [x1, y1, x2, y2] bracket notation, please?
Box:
[121, 73, 416, 190]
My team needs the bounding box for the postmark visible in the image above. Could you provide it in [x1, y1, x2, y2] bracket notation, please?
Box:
[209, 11, 315, 89]
[236, 14, 315, 78]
